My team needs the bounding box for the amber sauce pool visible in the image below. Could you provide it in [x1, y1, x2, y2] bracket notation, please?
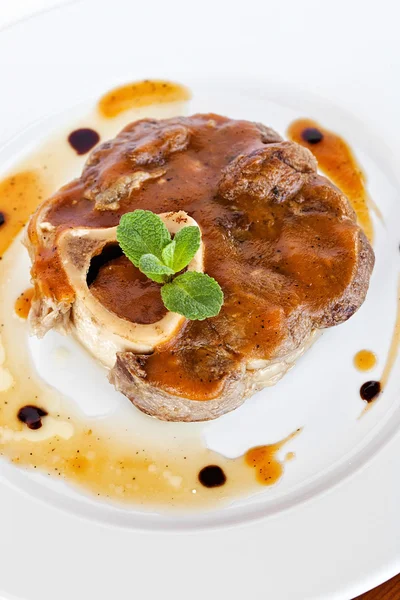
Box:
[354, 350, 377, 372]
[0, 332, 299, 507]
[287, 118, 374, 242]
[0, 83, 300, 509]
[14, 288, 34, 319]
[0, 171, 50, 258]
[245, 430, 301, 485]
[98, 80, 191, 118]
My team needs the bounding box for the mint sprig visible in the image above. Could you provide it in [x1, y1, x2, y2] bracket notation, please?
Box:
[117, 210, 171, 267]
[161, 272, 223, 320]
[138, 254, 175, 284]
[166, 226, 200, 272]
[116, 210, 224, 320]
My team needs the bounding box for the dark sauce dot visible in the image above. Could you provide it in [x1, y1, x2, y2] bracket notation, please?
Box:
[0, 212, 5, 226]
[198, 465, 226, 488]
[68, 128, 100, 155]
[360, 380, 381, 403]
[301, 127, 324, 145]
[17, 405, 48, 430]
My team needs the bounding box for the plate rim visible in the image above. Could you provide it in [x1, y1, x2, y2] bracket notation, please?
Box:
[0, 2, 399, 599]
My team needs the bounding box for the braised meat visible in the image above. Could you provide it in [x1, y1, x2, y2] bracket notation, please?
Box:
[26, 114, 374, 421]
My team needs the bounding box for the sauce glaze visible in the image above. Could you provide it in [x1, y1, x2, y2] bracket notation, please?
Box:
[29, 114, 371, 402]
[90, 255, 166, 324]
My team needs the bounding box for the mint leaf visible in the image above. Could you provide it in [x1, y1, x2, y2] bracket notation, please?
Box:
[117, 210, 171, 267]
[171, 226, 201, 272]
[161, 240, 176, 268]
[161, 227, 200, 272]
[139, 254, 175, 284]
[161, 271, 223, 320]
[117, 209, 224, 321]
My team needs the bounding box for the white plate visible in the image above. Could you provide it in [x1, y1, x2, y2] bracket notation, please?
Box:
[0, 1, 399, 598]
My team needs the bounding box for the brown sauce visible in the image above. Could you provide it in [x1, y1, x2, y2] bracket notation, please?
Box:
[0, 171, 50, 258]
[287, 118, 374, 242]
[354, 349, 377, 372]
[89, 255, 166, 324]
[17, 405, 48, 430]
[68, 128, 100, 155]
[198, 465, 226, 488]
[98, 80, 191, 118]
[245, 429, 301, 485]
[14, 288, 34, 319]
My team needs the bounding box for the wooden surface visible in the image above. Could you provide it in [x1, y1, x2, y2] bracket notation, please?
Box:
[355, 573, 400, 599]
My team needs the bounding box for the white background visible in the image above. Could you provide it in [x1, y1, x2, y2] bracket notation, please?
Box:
[0, 0, 68, 29]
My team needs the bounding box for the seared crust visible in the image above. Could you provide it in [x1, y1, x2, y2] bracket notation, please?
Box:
[110, 352, 247, 422]
[316, 228, 374, 327]
[218, 142, 317, 202]
[109, 330, 319, 422]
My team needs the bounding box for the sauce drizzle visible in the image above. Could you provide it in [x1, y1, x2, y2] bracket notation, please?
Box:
[360, 381, 381, 403]
[68, 128, 100, 155]
[17, 405, 48, 430]
[98, 80, 191, 118]
[301, 127, 323, 144]
[245, 429, 301, 485]
[0, 171, 49, 258]
[360, 277, 400, 410]
[287, 118, 374, 242]
[198, 465, 226, 488]
[15, 288, 34, 319]
[380, 276, 400, 390]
